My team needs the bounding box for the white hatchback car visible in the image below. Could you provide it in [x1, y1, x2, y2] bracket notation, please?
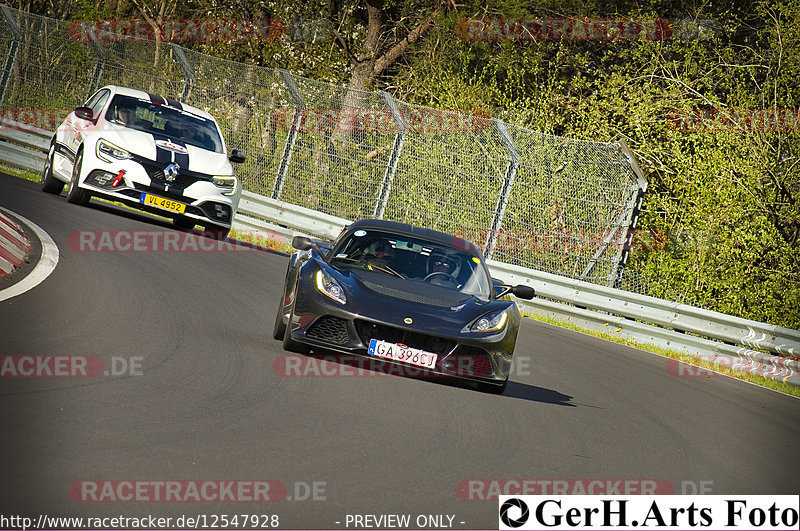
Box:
[41, 85, 245, 238]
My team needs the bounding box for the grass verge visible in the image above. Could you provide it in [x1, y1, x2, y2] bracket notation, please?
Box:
[2, 164, 39, 183]
[229, 227, 294, 255]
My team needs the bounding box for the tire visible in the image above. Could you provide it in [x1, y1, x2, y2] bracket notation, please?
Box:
[282, 307, 310, 354]
[478, 379, 508, 395]
[172, 215, 196, 230]
[273, 267, 292, 340]
[66, 149, 91, 205]
[272, 299, 287, 340]
[41, 142, 64, 195]
[202, 224, 230, 240]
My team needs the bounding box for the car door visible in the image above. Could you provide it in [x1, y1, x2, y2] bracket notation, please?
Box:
[69, 89, 110, 158]
[61, 90, 98, 153]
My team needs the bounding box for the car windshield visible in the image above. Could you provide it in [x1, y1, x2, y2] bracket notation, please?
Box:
[105, 94, 224, 153]
[330, 230, 492, 299]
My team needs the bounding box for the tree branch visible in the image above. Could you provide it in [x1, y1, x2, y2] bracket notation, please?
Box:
[372, 8, 439, 78]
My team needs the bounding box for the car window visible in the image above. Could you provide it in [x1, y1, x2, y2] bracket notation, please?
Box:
[83, 90, 103, 108]
[330, 230, 491, 299]
[90, 90, 110, 115]
[105, 94, 224, 153]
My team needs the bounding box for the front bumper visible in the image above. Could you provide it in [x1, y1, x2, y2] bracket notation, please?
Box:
[285, 282, 516, 387]
[78, 154, 239, 227]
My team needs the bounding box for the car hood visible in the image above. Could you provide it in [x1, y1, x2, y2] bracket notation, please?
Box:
[96, 125, 233, 176]
[336, 267, 508, 332]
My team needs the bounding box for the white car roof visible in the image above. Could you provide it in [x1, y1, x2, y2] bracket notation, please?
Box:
[99, 85, 215, 121]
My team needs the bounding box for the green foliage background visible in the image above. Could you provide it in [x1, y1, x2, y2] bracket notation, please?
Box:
[22, 0, 800, 329]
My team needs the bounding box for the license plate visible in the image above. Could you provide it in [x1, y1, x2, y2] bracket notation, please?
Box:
[368, 339, 437, 369]
[140, 193, 186, 214]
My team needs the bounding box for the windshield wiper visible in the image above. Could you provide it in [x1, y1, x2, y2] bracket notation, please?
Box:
[367, 264, 404, 279]
[332, 256, 404, 279]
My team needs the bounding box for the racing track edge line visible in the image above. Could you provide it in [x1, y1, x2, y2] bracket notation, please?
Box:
[0, 207, 60, 303]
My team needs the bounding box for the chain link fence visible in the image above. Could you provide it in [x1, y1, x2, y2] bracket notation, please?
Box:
[0, 5, 649, 291]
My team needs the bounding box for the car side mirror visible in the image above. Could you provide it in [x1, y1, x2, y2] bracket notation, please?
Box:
[229, 149, 246, 163]
[74, 106, 95, 122]
[494, 282, 535, 300]
[292, 236, 313, 251]
[292, 235, 329, 257]
[512, 285, 535, 299]
[492, 278, 505, 298]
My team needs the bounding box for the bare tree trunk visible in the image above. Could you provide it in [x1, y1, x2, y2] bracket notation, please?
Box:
[336, 1, 440, 134]
[130, 0, 174, 91]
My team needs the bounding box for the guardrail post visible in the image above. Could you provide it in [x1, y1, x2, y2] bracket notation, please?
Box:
[484, 118, 520, 259]
[0, 5, 23, 110]
[85, 31, 106, 100]
[609, 139, 648, 288]
[272, 68, 305, 200]
[170, 43, 194, 101]
[373, 91, 406, 219]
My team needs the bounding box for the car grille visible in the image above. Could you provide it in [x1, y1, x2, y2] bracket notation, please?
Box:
[85, 169, 117, 189]
[360, 280, 455, 307]
[198, 202, 232, 223]
[306, 316, 350, 345]
[442, 346, 493, 377]
[130, 183, 187, 203]
[141, 162, 202, 189]
[354, 319, 457, 356]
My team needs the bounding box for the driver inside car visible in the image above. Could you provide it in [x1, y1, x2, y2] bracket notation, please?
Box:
[426, 252, 461, 287]
[366, 241, 395, 270]
[114, 104, 136, 126]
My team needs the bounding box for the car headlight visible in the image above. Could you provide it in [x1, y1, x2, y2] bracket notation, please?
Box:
[315, 268, 347, 305]
[212, 175, 237, 196]
[96, 139, 132, 162]
[470, 308, 508, 332]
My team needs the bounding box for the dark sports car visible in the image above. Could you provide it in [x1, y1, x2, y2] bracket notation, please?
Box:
[272, 219, 535, 393]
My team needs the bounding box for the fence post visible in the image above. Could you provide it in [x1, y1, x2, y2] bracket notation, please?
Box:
[579, 212, 626, 281]
[170, 43, 194, 101]
[610, 139, 648, 288]
[272, 68, 304, 200]
[484, 118, 520, 259]
[85, 31, 106, 100]
[373, 91, 406, 219]
[0, 5, 23, 110]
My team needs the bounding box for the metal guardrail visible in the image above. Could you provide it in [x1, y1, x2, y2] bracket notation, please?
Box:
[234, 197, 800, 387]
[0, 118, 49, 171]
[491, 261, 800, 358]
[238, 191, 350, 241]
[2, 127, 798, 387]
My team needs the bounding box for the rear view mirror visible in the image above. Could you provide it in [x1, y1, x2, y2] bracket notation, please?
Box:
[74, 106, 94, 122]
[512, 285, 535, 299]
[292, 236, 313, 251]
[229, 149, 246, 163]
[494, 283, 536, 300]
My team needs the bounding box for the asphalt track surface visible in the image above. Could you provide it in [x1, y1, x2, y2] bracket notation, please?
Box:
[1, 171, 799, 529]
